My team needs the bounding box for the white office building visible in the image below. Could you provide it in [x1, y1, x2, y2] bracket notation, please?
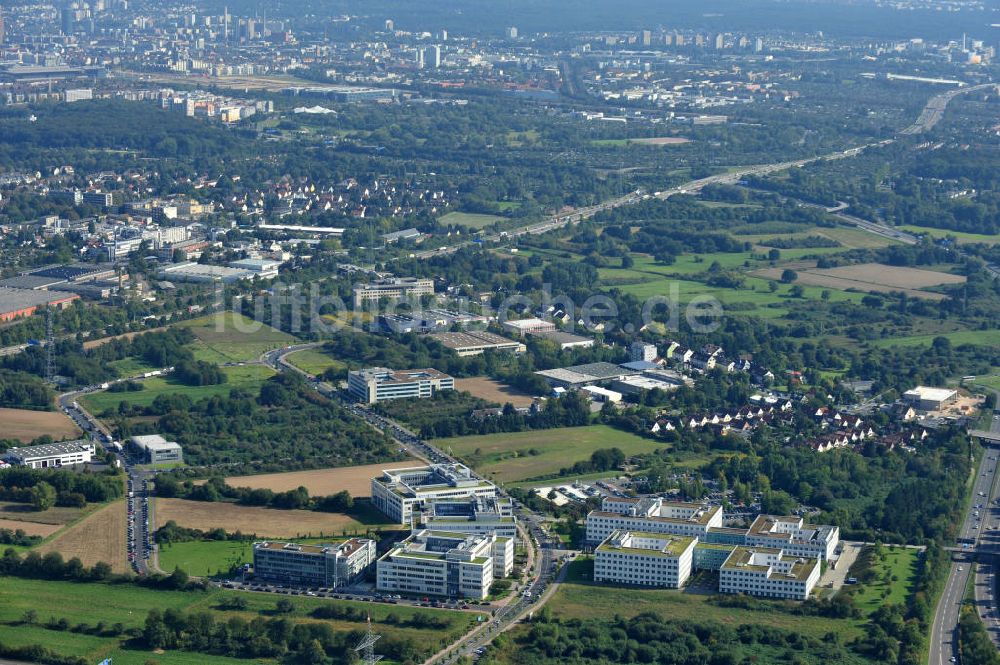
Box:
[586, 497, 723, 543]
[594, 530, 696, 589]
[719, 547, 821, 600]
[352, 277, 434, 307]
[347, 367, 454, 404]
[419, 497, 517, 539]
[371, 464, 497, 524]
[253, 538, 376, 587]
[5, 440, 95, 469]
[744, 515, 839, 561]
[376, 530, 512, 600]
[129, 435, 183, 464]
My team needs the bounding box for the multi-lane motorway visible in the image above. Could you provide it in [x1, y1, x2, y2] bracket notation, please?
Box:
[929, 403, 1000, 665]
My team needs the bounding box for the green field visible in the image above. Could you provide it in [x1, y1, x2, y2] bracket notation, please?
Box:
[0, 576, 484, 665]
[549, 559, 868, 643]
[158, 538, 339, 578]
[177, 311, 297, 363]
[870, 329, 1000, 349]
[899, 225, 1000, 245]
[81, 365, 275, 413]
[438, 424, 663, 484]
[849, 546, 920, 617]
[285, 348, 346, 376]
[438, 211, 505, 228]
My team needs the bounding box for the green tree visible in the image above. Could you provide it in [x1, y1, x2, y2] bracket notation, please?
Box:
[30, 481, 56, 511]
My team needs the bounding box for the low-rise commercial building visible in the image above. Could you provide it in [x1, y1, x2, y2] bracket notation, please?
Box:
[158, 262, 257, 284]
[129, 435, 183, 464]
[428, 331, 524, 356]
[253, 538, 376, 587]
[594, 530, 696, 589]
[531, 330, 594, 350]
[371, 464, 497, 524]
[719, 547, 820, 600]
[501, 318, 556, 337]
[5, 440, 95, 469]
[348, 367, 454, 404]
[903, 386, 958, 411]
[0, 287, 79, 322]
[376, 530, 511, 599]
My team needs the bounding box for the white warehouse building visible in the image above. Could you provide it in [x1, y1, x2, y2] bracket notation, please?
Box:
[4, 440, 95, 469]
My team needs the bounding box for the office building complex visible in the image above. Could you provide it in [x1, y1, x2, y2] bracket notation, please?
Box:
[5, 440, 95, 469]
[586, 498, 838, 560]
[352, 277, 434, 307]
[419, 497, 518, 539]
[253, 538, 376, 588]
[376, 530, 512, 599]
[371, 464, 497, 524]
[594, 530, 696, 589]
[348, 367, 454, 404]
[719, 547, 821, 600]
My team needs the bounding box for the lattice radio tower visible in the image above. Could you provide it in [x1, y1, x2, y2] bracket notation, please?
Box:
[354, 615, 383, 665]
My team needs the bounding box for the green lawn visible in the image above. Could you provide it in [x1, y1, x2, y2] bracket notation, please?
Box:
[439, 211, 505, 228]
[158, 538, 340, 578]
[0, 576, 485, 665]
[81, 365, 276, 413]
[870, 329, 1000, 349]
[177, 311, 297, 363]
[108, 357, 161, 378]
[849, 546, 920, 617]
[549, 559, 868, 643]
[438, 424, 664, 484]
[285, 348, 346, 376]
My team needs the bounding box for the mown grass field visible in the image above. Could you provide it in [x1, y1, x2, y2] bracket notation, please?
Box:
[81, 364, 275, 413]
[439, 424, 663, 484]
[219, 460, 417, 498]
[177, 311, 297, 363]
[549, 559, 868, 641]
[438, 211, 505, 228]
[0, 408, 82, 443]
[155, 499, 382, 539]
[37, 500, 129, 574]
[284, 348, 346, 376]
[0, 576, 483, 665]
[157, 537, 341, 577]
[899, 224, 1000, 245]
[849, 546, 921, 617]
[870, 329, 1000, 349]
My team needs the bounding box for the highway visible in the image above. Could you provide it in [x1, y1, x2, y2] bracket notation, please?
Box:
[929, 405, 1000, 665]
[901, 83, 1000, 136]
[405, 144, 892, 263]
[972, 403, 1000, 650]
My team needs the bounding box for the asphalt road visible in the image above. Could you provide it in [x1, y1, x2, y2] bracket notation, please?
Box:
[929, 411, 1000, 665]
[972, 407, 1000, 648]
